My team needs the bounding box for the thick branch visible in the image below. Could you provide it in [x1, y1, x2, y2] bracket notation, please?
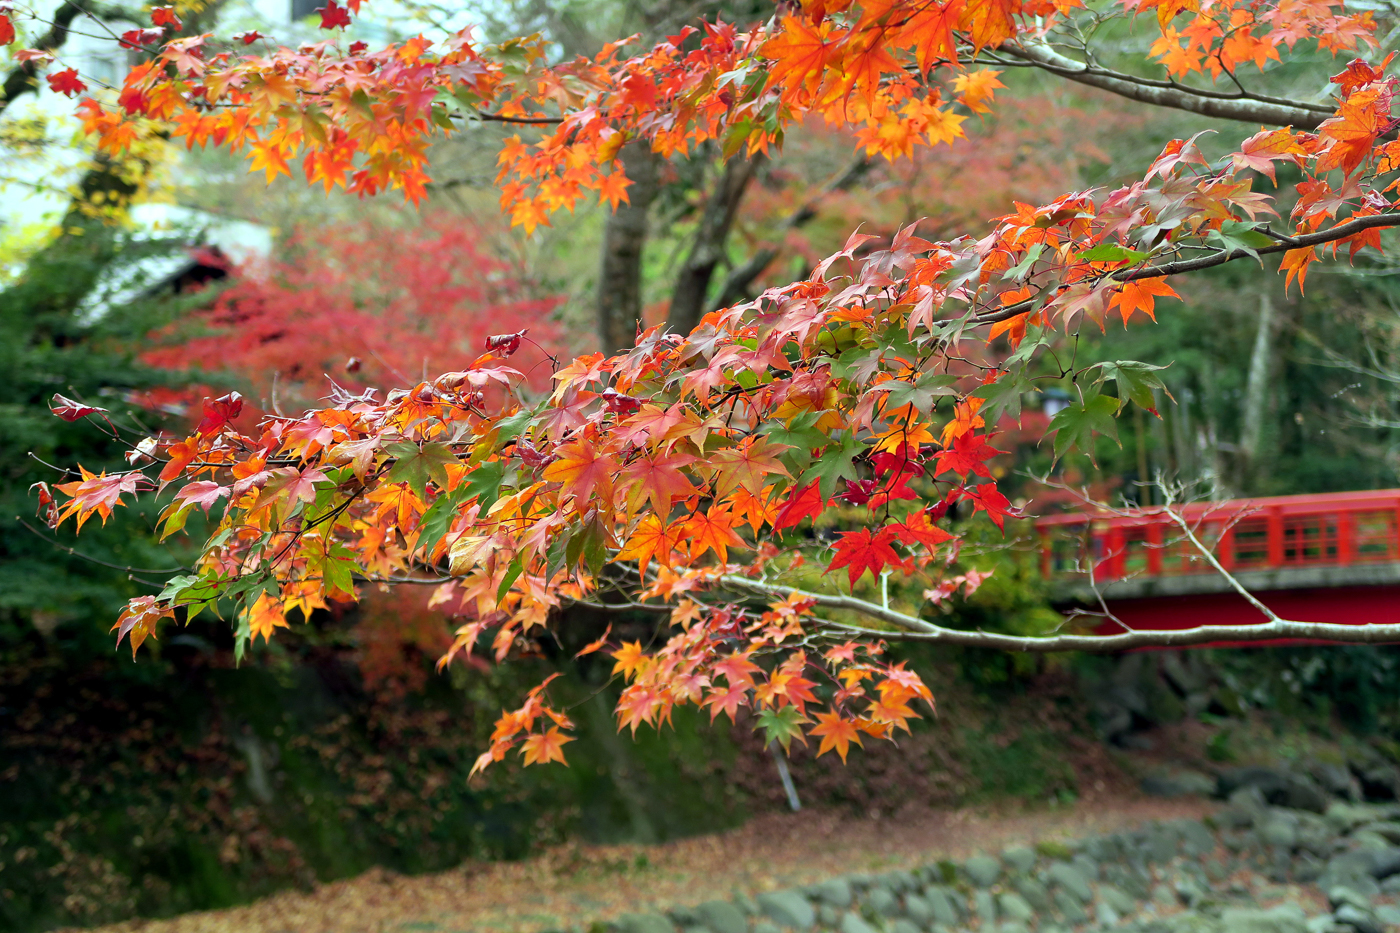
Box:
[667, 153, 763, 334]
[1003, 40, 1334, 130]
[710, 157, 873, 311]
[597, 141, 661, 353]
[718, 574, 1400, 650]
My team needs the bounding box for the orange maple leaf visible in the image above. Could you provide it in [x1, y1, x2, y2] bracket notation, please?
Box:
[543, 437, 615, 507]
[763, 15, 834, 97]
[1110, 277, 1179, 324]
[246, 591, 289, 644]
[617, 514, 684, 576]
[521, 727, 573, 766]
[685, 506, 747, 564]
[811, 710, 864, 762]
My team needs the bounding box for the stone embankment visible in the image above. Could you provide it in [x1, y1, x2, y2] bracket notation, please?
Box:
[597, 785, 1400, 933]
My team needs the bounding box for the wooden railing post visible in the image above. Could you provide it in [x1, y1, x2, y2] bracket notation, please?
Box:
[1146, 521, 1163, 576]
[1337, 510, 1353, 565]
[1219, 522, 1235, 573]
[1106, 527, 1125, 580]
[1267, 507, 1284, 566]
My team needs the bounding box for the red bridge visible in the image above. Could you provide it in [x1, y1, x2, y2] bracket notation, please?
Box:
[1035, 489, 1400, 636]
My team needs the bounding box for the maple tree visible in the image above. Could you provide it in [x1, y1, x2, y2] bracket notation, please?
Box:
[15, 0, 1400, 774]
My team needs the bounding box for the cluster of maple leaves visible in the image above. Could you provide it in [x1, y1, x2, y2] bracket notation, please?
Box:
[17, 0, 1400, 770]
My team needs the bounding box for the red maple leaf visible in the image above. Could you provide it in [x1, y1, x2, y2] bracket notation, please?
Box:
[933, 432, 1004, 479]
[960, 482, 1018, 531]
[772, 481, 824, 530]
[318, 1, 351, 29]
[149, 5, 182, 28]
[46, 68, 87, 97]
[50, 393, 107, 422]
[0, 13, 16, 46]
[827, 526, 901, 588]
[196, 391, 244, 436]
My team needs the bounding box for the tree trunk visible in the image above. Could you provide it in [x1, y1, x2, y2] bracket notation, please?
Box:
[1240, 291, 1277, 473]
[666, 153, 762, 335]
[596, 142, 661, 353]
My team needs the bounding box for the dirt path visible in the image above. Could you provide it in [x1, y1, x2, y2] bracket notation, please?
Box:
[86, 794, 1215, 933]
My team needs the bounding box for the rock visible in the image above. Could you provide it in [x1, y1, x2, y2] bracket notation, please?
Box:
[1368, 846, 1400, 878]
[1351, 759, 1400, 802]
[1174, 877, 1208, 908]
[1073, 854, 1101, 881]
[1294, 854, 1325, 883]
[998, 892, 1036, 923]
[840, 913, 878, 933]
[753, 924, 782, 933]
[1054, 888, 1089, 925]
[1176, 820, 1218, 856]
[1100, 884, 1138, 916]
[866, 887, 899, 918]
[756, 891, 815, 931]
[1327, 802, 1382, 833]
[887, 870, 918, 894]
[999, 923, 1031, 933]
[616, 914, 676, 933]
[1219, 767, 1330, 814]
[1004, 846, 1038, 875]
[1373, 906, 1400, 925]
[891, 921, 922, 933]
[1355, 822, 1400, 844]
[1049, 862, 1094, 902]
[1013, 876, 1053, 912]
[1144, 769, 1217, 798]
[975, 890, 998, 926]
[1096, 902, 1120, 927]
[1220, 904, 1307, 933]
[1333, 905, 1383, 933]
[1379, 875, 1400, 894]
[1151, 884, 1177, 907]
[1327, 886, 1372, 912]
[1036, 840, 1075, 861]
[965, 855, 1003, 888]
[694, 902, 747, 933]
[1147, 826, 1180, 863]
[1259, 810, 1301, 849]
[811, 879, 853, 908]
[1307, 760, 1361, 802]
[905, 894, 933, 926]
[1351, 831, 1391, 852]
[923, 886, 961, 925]
[816, 905, 839, 928]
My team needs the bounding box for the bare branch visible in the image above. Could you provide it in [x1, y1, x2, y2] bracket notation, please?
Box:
[1004, 39, 1334, 130]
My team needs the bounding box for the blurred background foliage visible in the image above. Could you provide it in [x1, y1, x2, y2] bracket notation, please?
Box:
[5, 0, 1400, 928]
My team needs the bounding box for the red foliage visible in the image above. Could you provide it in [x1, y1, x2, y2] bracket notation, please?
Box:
[144, 214, 566, 406]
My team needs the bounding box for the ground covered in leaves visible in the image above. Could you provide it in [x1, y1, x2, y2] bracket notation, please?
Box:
[75, 796, 1211, 933]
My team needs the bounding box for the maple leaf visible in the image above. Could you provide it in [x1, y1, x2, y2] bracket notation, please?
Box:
[574, 623, 612, 658]
[0, 13, 14, 46]
[620, 450, 696, 516]
[763, 15, 833, 96]
[827, 526, 901, 588]
[1110, 277, 1179, 324]
[617, 515, 684, 576]
[111, 596, 171, 659]
[174, 481, 230, 514]
[895, 509, 954, 549]
[684, 507, 746, 564]
[521, 727, 573, 766]
[772, 481, 825, 531]
[317, 0, 351, 28]
[611, 641, 649, 679]
[710, 437, 791, 500]
[50, 393, 107, 422]
[960, 482, 1018, 530]
[934, 431, 1004, 478]
[196, 391, 244, 436]
[542, 437, 616, 507]
[811, 710, 864, 763]
[246, 592, 289, 644]
[952, 69, 1004, 114]
[149, 5, 181, 28]
[704, 683, 750, 722]
[47, 68, 87, 98]
[1232, 127, 1304, 183]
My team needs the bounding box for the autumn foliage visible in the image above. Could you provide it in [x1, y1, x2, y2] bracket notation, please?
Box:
[23, 0, 1400, 773]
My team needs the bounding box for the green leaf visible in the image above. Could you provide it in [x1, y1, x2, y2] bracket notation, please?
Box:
[800, 432, 864, 500]
[876, 371, 957, 415]
[418, 484, 472, 556]
[493, 409, 533, 444]
[1091, 360, 1173, 413]
[385, 441, 458, 497]
[1206, 221, 1274, 262]
[762, 410, 829, 452]
[973, 371, 1034, 425]
[463, 460, 507, 512]
[1045, 392, 1120, 461]
[1004, 242, 1045, 281]
[497, 556, 524, 604]
[1078, 242, 1150, 264]
[757, 705, 808, 753]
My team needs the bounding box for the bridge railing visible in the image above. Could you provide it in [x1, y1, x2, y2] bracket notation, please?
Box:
[1035, 489, 1400, 584]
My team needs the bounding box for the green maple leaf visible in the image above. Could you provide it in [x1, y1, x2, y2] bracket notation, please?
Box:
[757, 705, 809, 753]
[385, 441, 458, 497]
[1045, 392, 1120, 462]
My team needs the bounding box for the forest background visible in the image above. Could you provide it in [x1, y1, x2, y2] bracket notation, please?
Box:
[3, 0, 1400, 928]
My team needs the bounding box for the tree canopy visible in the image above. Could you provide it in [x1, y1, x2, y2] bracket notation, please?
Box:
[11, 0, 1400, 773]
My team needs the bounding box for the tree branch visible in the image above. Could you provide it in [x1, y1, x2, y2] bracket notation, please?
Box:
[710, 156, 873, 311]
[1003, 39, 1335, 130]
[972, 213, 1400, 326]
[718, 573, 1400, 650]
[668, 152, 764, 334]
